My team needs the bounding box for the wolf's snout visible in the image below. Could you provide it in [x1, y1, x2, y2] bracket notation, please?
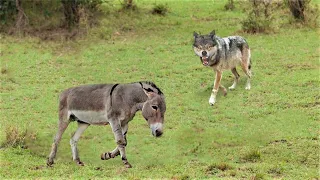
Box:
[202, 51, 207, 56]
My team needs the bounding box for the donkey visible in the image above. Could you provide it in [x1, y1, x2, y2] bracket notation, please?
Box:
[47, 81, 166, 168]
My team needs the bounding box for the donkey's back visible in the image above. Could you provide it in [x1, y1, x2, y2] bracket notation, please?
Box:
[60, 84, 119, 125]
[61, 84, 112, 109]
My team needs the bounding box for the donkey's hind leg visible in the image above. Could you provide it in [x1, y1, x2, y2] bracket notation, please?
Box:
[47, 118, 70, 166]
[70, 122, 89, 166]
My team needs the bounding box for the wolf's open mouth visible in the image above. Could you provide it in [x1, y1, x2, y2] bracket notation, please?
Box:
[201, 57, 209, 66]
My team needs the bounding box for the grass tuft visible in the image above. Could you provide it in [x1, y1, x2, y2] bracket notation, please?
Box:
[1, 66, 8, 74]
[205, 162, 233, 175]
[251, 173, 265, 180]
[267, 166, 283, 176]
[1, 126, 36, 149]
[242, 150, 261, 163]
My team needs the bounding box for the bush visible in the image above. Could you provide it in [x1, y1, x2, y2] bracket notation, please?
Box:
[0, 0, 105, 34]
[0, 0, 16, 27]
[152, 3, 168, 16]
[224, 0, 235, 11]
[241, 0, 274, 34]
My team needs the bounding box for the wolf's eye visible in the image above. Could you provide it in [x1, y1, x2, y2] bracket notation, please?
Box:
[207, 45, 213, 50]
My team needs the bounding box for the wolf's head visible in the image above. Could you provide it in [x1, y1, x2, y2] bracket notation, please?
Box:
[193, 30, 218, 66]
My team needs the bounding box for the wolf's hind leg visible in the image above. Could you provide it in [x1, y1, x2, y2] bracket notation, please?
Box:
[219, 84, 227, 96]
[229, 68, 240, 90]
[241, 63, 251, 90]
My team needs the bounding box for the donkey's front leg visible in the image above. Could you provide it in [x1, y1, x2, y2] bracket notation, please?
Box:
[108, 122, 131, 168]
[101, 124, 128, 160]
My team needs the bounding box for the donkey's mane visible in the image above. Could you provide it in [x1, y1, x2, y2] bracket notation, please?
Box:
[136, 81, 163, 95]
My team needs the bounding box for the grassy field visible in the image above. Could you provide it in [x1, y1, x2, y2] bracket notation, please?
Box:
[1, 0, 319, 179]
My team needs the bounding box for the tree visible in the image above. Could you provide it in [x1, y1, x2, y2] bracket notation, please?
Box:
[61, 0, 80, 29]
[15, 0, 28, 31]
[123, 0, 135, 9]
[287, 0, 309, 21]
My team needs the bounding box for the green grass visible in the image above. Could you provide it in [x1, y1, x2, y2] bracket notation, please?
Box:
[0, 0, 319, 179]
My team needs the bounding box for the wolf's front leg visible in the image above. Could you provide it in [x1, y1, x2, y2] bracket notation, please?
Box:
[209, 71, 222, 106]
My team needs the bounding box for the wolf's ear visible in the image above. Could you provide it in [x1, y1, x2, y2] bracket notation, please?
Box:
[210, 30, 216, 39]
[210, 30, 216, 36]
[193, 31, 199, 38]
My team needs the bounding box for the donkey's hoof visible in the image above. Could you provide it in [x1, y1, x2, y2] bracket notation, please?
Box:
[124, 162, 132, 168]
[76, 160, 84, 166]
[101, 152, 111, 160]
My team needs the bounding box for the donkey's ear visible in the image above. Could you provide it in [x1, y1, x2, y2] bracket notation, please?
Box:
[193, 31, 199, 38]
[143, 88, 156, 98]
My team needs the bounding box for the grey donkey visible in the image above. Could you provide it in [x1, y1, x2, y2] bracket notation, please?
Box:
[193, 30, 252, 106]
[47, 81, 166, 168]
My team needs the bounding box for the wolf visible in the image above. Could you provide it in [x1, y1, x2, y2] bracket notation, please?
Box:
[193, 30, 252, 106]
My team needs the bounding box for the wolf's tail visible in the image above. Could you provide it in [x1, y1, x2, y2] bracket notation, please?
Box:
[242, 43, 251, 70]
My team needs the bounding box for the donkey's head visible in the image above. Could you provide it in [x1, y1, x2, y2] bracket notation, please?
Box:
[141, 85, 166, 137]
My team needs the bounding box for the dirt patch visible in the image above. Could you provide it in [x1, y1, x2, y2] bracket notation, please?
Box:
[285, 63, 317, 70]
[29, 165, 46, 170]
[8, 27, 86, 41]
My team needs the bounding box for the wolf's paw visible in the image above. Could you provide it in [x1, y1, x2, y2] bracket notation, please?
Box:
[245, 85, 251, 90]
[209, 97, 216, 106]
[228, 86, 235, 90]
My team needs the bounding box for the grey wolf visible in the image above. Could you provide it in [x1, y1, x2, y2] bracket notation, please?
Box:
[193, 30, 252, 105]
[47, 81, 166, 168]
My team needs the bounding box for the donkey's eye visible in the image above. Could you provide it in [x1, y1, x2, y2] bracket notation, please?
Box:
[151, 105, 158, 110]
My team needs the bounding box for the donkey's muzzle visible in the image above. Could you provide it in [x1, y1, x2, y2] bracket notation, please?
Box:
[151, 122, 163, 137]
[154, 129, 163, 137]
